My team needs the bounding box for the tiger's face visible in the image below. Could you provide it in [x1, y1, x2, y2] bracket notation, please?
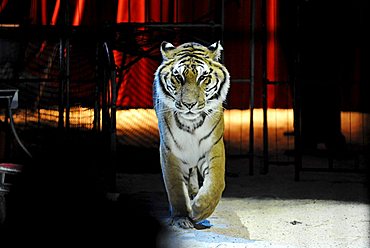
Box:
[154, 41, 230, 122]
[170, 59, 210, 120]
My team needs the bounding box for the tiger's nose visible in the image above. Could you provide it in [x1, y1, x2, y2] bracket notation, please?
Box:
[182, 101, 196, 110]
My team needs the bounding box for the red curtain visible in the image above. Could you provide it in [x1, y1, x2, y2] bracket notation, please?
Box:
[115, 0, 154, 108]
[0, 0, 293, 109]
[1, 0, 367, 111]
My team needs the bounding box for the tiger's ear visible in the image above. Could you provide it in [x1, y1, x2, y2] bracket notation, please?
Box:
[208, 41, 223, 61]
[160, 41, 176, 60]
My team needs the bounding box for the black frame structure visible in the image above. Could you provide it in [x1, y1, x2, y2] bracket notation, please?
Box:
[1, 0, 261, 189]
[260, 0, 366, 181]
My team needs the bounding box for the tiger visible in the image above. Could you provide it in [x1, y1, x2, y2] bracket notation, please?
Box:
[153, 40, 230, 229]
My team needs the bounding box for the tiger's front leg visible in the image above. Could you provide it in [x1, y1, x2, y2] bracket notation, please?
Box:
[159, 145, 194, 229]
[190, 139, 226, 223]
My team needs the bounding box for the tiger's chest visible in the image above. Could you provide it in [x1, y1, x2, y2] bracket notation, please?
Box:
[161, 115, 218, 167]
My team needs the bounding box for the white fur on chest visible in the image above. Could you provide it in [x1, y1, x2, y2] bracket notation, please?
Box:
[167, 118, 215, 167]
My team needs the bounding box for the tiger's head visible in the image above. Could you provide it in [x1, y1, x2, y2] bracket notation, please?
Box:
[154, 41, 230, 122]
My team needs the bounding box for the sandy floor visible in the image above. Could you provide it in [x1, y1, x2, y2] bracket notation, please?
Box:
[117, 157, 369, 248]
[157, 198, 369, 248]
[3, 108, 369, 246]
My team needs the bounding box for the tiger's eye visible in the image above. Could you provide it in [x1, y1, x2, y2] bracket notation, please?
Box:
[199, 72, 209, 83]
[173, 70, 183, 82]
[175, 74, 182, 82]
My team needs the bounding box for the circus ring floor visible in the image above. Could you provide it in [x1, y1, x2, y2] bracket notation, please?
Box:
[2, 108, 369, 247]
[117, 156, 369, 248]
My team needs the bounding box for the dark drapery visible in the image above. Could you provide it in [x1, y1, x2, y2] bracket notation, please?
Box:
[1, 0, 368, 111]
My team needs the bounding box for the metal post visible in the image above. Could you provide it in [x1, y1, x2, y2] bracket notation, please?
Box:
[102, 42, 117, 193]
[262, 0, 269, 174]
[110, 67, 117, 155]
[93, 44, 100, 132]
[58, 0, 70, 131]
[65, 38, 70, 130]
[110, 62, 117, 192]
[221, 0, 225, 54]
[249, 0, 256, 175]
[294, 1, 302, 181]
[59, 38, 65, 129]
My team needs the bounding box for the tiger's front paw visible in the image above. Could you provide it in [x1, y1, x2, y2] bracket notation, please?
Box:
[169, 216, 194, 229]
[191, 198, 214, 222]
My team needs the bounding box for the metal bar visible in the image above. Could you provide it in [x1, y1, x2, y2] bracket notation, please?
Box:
[65, 38, 70, 130]
[249, 0, 256, 176]
[191, 0, 194, 21]
[208, 0, 211, 23]
[110, 69, 117, 154]
[267, 160, 295, 166]
[128, 23, 222, 28]
[176, 0, 178, 22]
[0, 173, 5, 185]
[160, 0, 163, 22]
[93, 43, 100, 132]
[0, 78, 59, 83]
[0, 23, 223, 39]
[110, 60, 117, 192]
[145, 0, 149, 22]
[299, 168, 366, 173]
[128, 0, 131, 22]
[109, 53, 117, 193]
[58, 38, 65, 129]
[65, 0, 70, 131]
[231, 79, 251, 83]
[221, 0, 225, 58]
[294, 1, 303, 181]
[261, 0, 269, 174]
[265, 80, 289, 85]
